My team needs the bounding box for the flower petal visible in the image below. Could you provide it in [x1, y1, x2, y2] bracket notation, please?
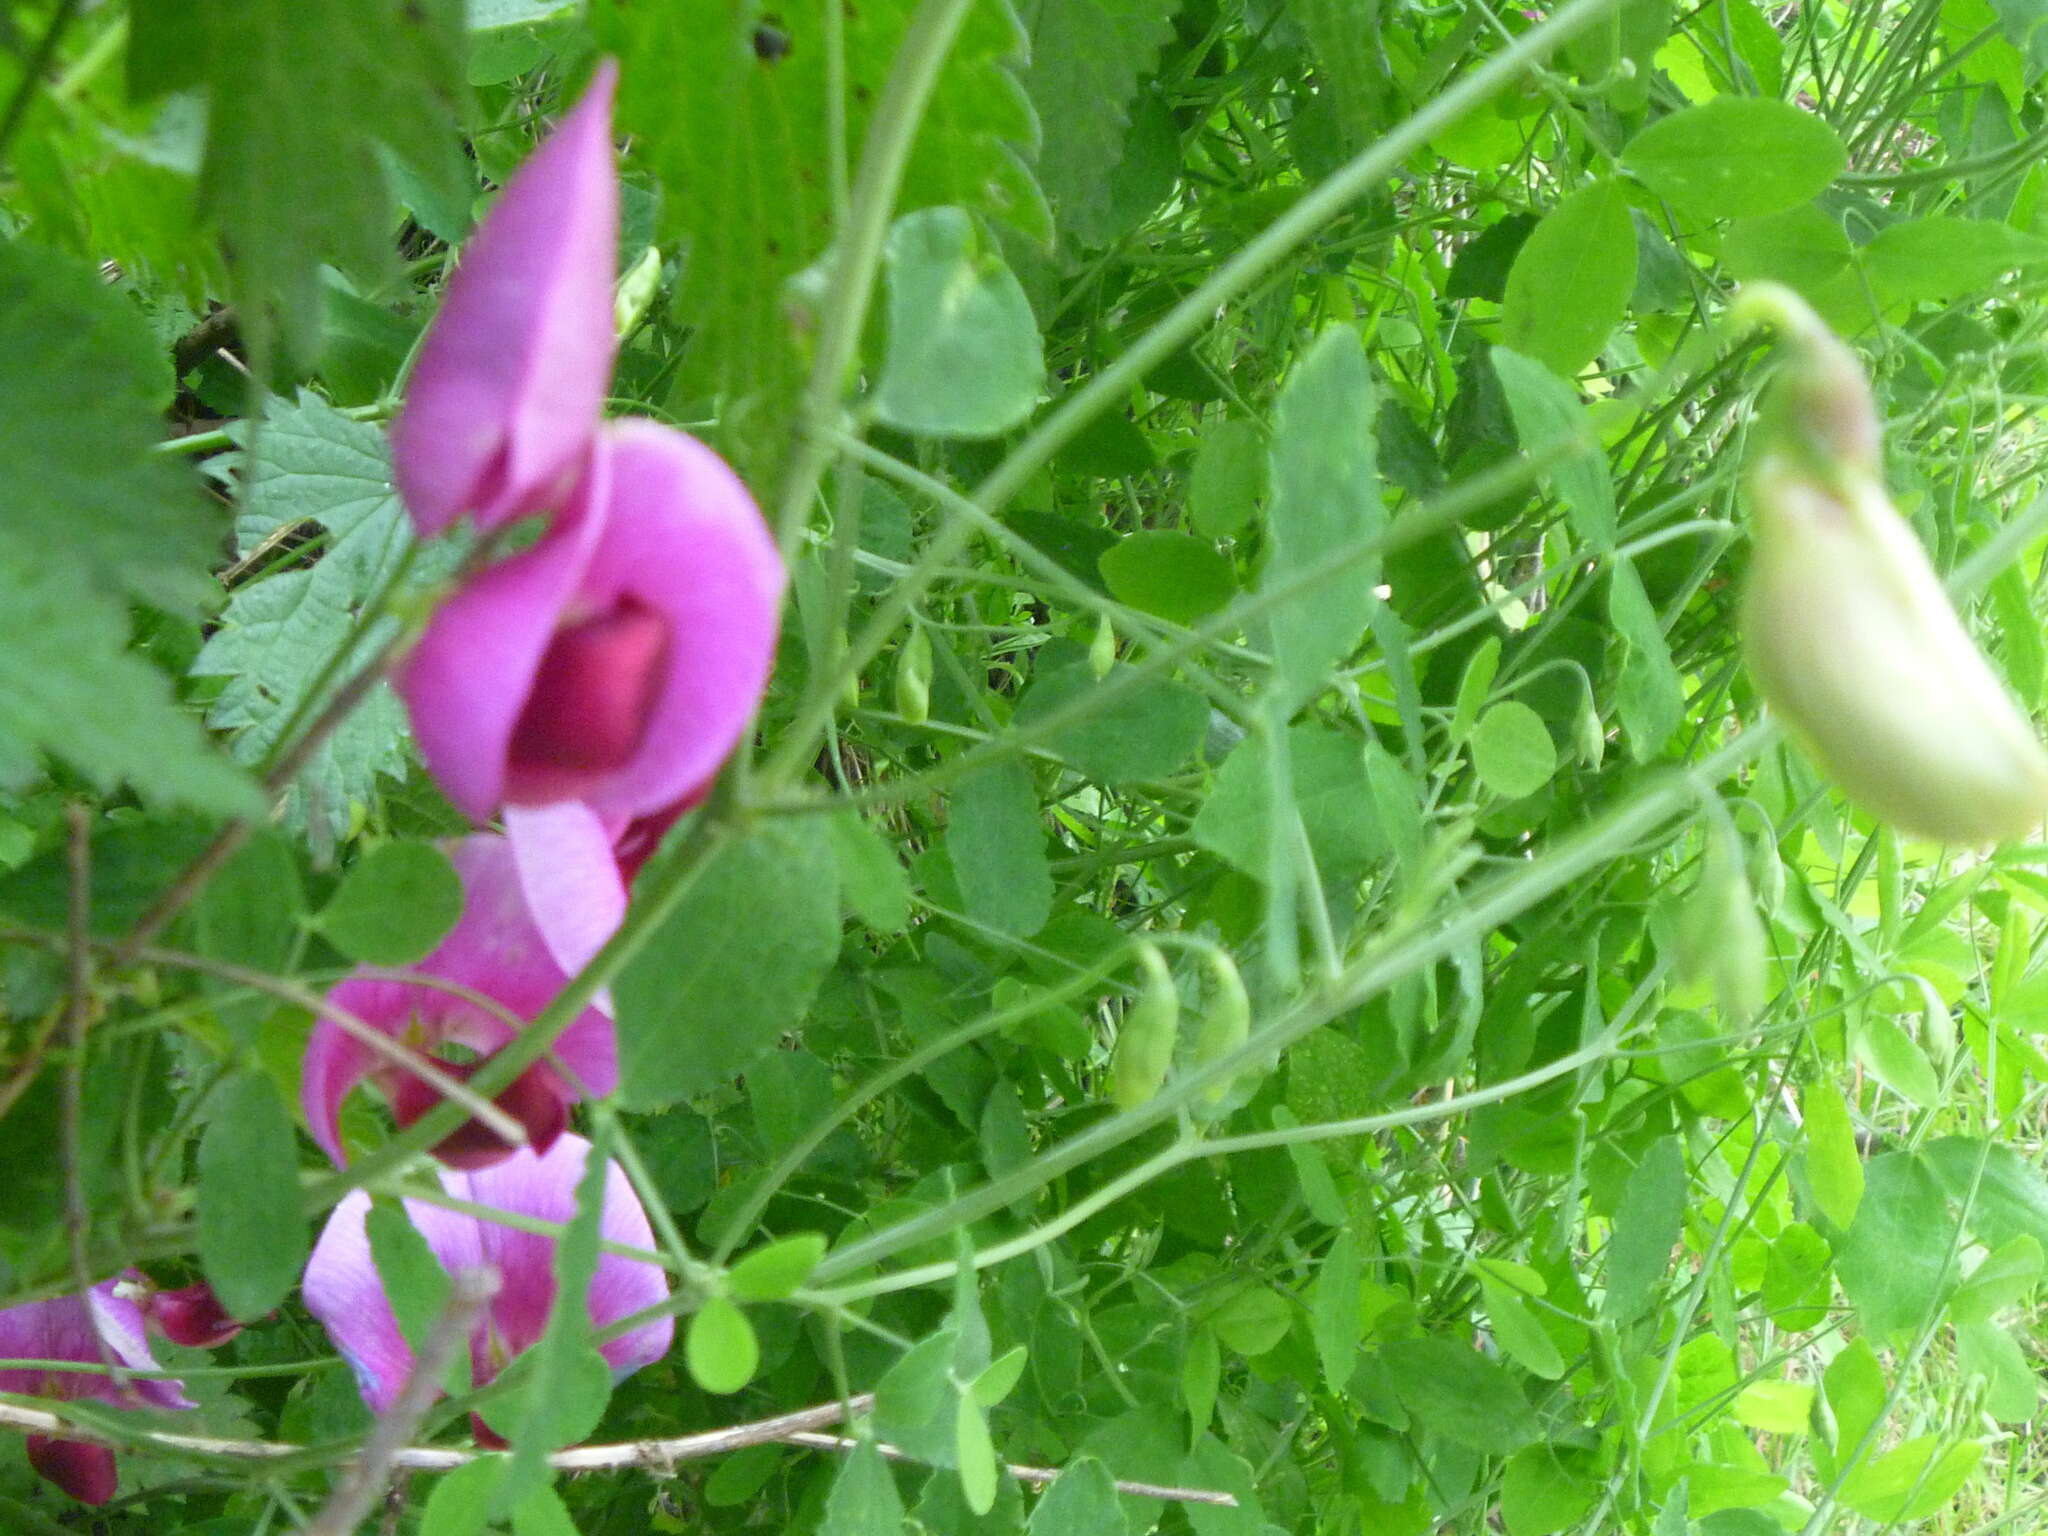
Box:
[397, 469, 608, 822]
[504, 802, 628, 979]
[300, 991, 385, 1167]
[28, 1436, 117, 1504]
[546, 419, 787, 821]
[0, 1287, 188, 1411]
[302, 1191, 417, 1413]
[390, 60, 620, 536]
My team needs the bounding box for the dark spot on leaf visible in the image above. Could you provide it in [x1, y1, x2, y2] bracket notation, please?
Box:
[753, 21, 791, 62]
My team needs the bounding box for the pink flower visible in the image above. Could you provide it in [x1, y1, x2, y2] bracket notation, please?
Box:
[302, 812, 624, 1169]
[0, 1283, 191, 1504]
[138, 1280, 243, 1349]
[302, 1134, 673, 1418]
[397, 420, 785, 825]
[389, 61, 621, 537]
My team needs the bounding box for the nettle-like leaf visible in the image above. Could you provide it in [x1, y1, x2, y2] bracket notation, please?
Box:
[597, 0, 1047, 431]
[191, 392, 463, 842]
[0, 240, 256, 814]
[132, 0, 468, 354]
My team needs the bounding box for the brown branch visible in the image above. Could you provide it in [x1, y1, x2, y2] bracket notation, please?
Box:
[777, 1431, 1241, 1507]
[305, 1266, 499, 1536]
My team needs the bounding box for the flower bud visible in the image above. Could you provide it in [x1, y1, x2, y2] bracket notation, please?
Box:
[1737, 289, 2048, 843]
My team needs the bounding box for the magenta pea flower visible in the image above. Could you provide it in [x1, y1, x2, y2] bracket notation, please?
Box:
[389, 61, 621, 537]
[302, 809, 624, 1170]
[0, 1283, 191, 1504]
[397, 419, 786, 825]
[302, 1133, 673, 1421]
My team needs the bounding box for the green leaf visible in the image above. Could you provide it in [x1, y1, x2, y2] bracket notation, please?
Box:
[1621, 97, 1846, 220]
[1603, 1135, 1686, 1321]
[188, 0, 468, 352]
[509, 1483, 582, 1536]
[1855, 1014, 1941, 1107]
[1027, 1457, 1127, 1536]
[874, 207, 1046, 437]
[1957, 1319, 2039, 1422]
[192, 392, 454, 841]
[821, 1442, 906, 1536]
[1193, 725, 1386, 880]
[1840, 1436, 1985, 1522]
[1952, 1235, 2043, 1323]
[686, 1296, 761, 1395]
[1732, 1380, 1814, 1434]
[1838, 1150, 1956, 1338]
[601, 0, 1047, 431]
[420, 1455, 509, 1536]
[1098, 531, 1238, 624]
[1492, 347, 1615, 549]
[615, 820, 840, 1109]
[1382, 1336, 1540, 1453]
[1209, 1285, 1292, 1355]
[1019, 0, 1182, 247]
[1722, 206, 1853, 295]
[1478, 1272, 1567, 1380]
[972, 1345, 1029, 1408]
[1926, 1136, 2048, 1253]
[197, 1072, 307, 1321]
[1500, 1445, 1599, 1535]
[825, 812, 913, 934]
[1312, 1229, 1365, 1391]
[1015, 663, 1209, 784]
[728, 1233, 828, 1301]
[1263, 326, 1384, 712]
[1864, 216, 2048, 307]
[955, 1395, 1000, 1514]
[1801, 1080, 1864, 1230]
[1471, 701, 1557, 799]
[1189, 417, 1269, 538]
[315, 841, 462, 965]
[946, 759, 1054, 939]
[1182, 1327, 1221, 1444]
[1500, 178, 1636, 377]
[365, 1199, 461, 1382]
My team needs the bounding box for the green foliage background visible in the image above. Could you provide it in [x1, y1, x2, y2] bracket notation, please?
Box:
[5, 0, 2048, 1531]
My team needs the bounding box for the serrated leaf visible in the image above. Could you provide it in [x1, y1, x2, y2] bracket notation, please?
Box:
[614, 819, 841, 1108]
[1019, 0, 1181, 246]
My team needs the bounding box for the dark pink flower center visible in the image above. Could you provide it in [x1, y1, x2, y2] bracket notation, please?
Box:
[390, 1059, 570, 1171]
[505, 597, 670, 802]
[28, 1435, 117, 1505]
[148, 1283, 243, 1349]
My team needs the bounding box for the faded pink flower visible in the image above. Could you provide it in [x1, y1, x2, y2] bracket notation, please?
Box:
[0, 1283, 191, 1504]
[390, 61, 621, 537]
[397, 420, 785, 825]
[302, 811, 623, 1169]
[302, 1134, 673, 1419]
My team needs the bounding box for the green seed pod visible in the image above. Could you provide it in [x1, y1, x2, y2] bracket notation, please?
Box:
[1736, 285, 2048, 845]
[895, 624, 932, 725]
[1090, 614, 1117, 679]
[1110, 944, 1179, 1111]
[613, 244, 663, 337]
[1191, 950, 1251, 1106]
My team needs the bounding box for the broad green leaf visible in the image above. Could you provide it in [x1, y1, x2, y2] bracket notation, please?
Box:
[1492, 348, 1616, 548]
[1855, 1014, 1941, 1107]
[1732, 1380, 1813, 1434]
[1826, 1336, 1886, 1457]
[1015, 663, 1209, 784]
[1027, 1457, 1126, 1536]
[1621, 97, 1846, 220]
[1722, 205, 1853, 295]
[1926, 1136, 2048, 1252]
[1020, 0, 1182, 247]
[1952, 1234, 2043, 1323]
[1500, 1444, 1598, 1535]
[1382, 1336, 1540, 1453]
[1098, 531, 1237, 624]
[728, 1233, 828, 1301]
[1838, 1151, 1956, 1338]
[509, 1484, 581, 1536]
[686, 1296, 761, 1395]
[185, 0, 468, 352]
[1603, 1135, 1686, 1321]
[1471, 701, 1557, 800]
[1865, 216, 2048, 307]
[1192, 725, 1386, 880]
[614, 819, 841, 1108]
[1761, 1222, 1831, 1328]
[1190, 417, 1269, 538]
[874, 207, 1046, 436]
[821, 1442, 907, 1536]
[1840, 1436, 1985, 1522]
[1263, 326, 1383, 712]
[1478, 1273, 1567, 1380]
[947, 758, 1054, 938]
[1312, 1229, 1365, 1390]
[826, 812, 913, 934]
[1210, 1285, 1292, 1356]
[315, 841, 462, 965]
[1956, 1319, 2039, 1422]
[421, 1454, 510, 1536]
[197, 1072, 307, 1321]
[600, 0, 1047, 433]
[1800, 1080, 1864, 1230]
[1500, 178, 1637, 377]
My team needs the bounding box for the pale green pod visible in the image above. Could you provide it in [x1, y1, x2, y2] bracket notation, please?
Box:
[613, 244, 663, 337]
[1110, 944, 1179, 1111]
[895, 624, 932, 724]
[1742, 451, 2048, 844]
